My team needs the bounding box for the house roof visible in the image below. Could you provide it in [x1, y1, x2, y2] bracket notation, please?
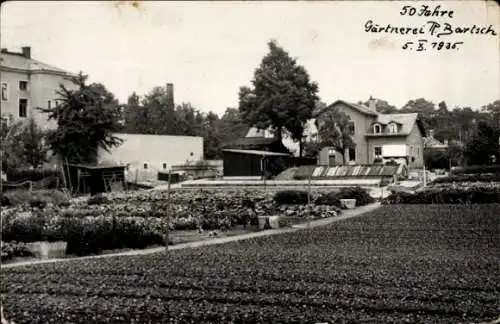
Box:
[374, 113, 424, 136]
[0, 51, 73, 75]
[222, 137, 278, 148]
[317, 100, 379, 117]
[222, 149, 291, 157]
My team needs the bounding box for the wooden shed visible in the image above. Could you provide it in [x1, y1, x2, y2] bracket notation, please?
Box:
[222, 149, 293, 178]
[66, 163, 126, 195]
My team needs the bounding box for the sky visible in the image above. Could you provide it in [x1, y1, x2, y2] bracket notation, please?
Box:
[1, 1, 499, 115]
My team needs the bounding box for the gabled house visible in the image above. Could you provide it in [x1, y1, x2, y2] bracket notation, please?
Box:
[0, 46, 77, 130]
[245, 98, 426, 168]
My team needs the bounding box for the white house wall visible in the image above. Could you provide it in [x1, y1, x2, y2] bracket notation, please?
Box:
[98, 133, 204, 179]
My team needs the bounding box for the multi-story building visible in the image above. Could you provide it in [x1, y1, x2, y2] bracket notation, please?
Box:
[245, 98, 426, 168]
[0, 46, 76, 130]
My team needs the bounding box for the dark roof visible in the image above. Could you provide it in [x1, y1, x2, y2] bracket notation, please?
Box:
[68, 163, 125, 170]
[221, 137, 279, 148]
[0, 51, 74, 76]
[223, 149, 291, 157]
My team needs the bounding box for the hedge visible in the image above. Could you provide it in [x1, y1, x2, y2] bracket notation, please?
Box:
[382, 187, 500, 204]
[6, 168, 62, 184]
[432, 174, 500, 184]
[451, 165, 500, 175]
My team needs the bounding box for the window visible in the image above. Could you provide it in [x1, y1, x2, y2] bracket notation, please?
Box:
[374, 146, 382, 157]
[1, 83, 7, 101]
[19, 81, 28, 91]
[162, 163, 167, 170]
[348, 148, 356, 162]
[48, 100, 51, 109]
[18, 99, 28, 117]
[143, 163, 148, 170]
[348, 121, 355, 135]
[373, 124, 381, 134]
[388, 123, 398, 133]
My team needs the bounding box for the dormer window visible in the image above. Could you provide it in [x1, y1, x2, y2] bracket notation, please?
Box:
[373, 124, 382, 134]
[388, 122, 399, 133]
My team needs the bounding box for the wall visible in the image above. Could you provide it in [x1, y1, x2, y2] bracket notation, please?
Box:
[29, 72, 76, 130]
[0, 70, 75, 130]
[366, 124, 424, 168]
[332, 102, 376, 164]
[405, 122, 425, 168]
[98, 133, 204, 180]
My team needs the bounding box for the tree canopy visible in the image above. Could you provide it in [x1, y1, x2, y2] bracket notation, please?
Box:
[315, 107, 355, 164]
[238, 40, 319, 156]
[38, 72, 123, 164]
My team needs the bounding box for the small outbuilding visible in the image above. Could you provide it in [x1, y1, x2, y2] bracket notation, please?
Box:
[222, 149, 295, 178]
[66, 163, 126, 195]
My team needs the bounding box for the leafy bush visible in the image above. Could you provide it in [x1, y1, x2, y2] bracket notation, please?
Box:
[273, 190, 309, 205]
[432, 174, 500, 184]
[316, 187, 374, 207]
[315, 192, 341, 206]
[3, 189, 69, 207]
[451, 165, 500, 175]
[382, 187, 500, 204]
[87, 194, 110, 206]
[1, 194, 11, 206]
[1, 241, 35, 262]
[6, 168, 62, 187]
[62, 217, 165, 256]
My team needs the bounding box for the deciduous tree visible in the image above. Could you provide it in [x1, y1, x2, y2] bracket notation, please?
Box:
[316, 107, 355, 164]
[238, 40, 319, 156]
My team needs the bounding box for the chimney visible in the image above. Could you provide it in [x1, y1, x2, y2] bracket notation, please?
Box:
[21, 46, 31, 58]
[429, 129, 434, 138]
[368, 96, 377, 112]
[166, 83, 174, 109]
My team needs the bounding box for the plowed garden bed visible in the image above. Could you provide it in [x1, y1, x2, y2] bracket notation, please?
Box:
[2, 204, 499, 323]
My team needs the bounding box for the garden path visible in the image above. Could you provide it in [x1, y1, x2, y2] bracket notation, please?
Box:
[2, 202, 381, 269]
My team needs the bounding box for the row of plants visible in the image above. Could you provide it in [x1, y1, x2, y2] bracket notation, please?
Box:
[432, 173, 500, 183]
[1, 189, 70, 208]
[383, 185, 500, 204]
[1, 210, 167, 257]
[2, 204, 498, 323]
[1, 187, 355, 257]
[450, 164, 500, 175]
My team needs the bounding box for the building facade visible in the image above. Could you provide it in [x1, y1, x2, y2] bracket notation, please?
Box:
[245, 99, 426, 168]
[0, 46, 76, 130]
[98, 133, 204, 181]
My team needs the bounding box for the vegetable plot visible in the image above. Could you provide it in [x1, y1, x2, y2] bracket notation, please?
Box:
[2, 204, 499, 323]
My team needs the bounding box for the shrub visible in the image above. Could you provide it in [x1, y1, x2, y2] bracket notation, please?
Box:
[3, 189, 69, 207]
[432, 174, 500, 184]
[87, 194, 110, 206]
[6, 168, 62, 188]
[316, 187, 373, 207]
[273, 190, 309, 205]
[1, 194, 11, 206]
[382, 187, 500, 204]
[63, 218, 165, 256]
[1, 241, 35, 262]
[315, 192, 341, 207]
[338, 187, 374, 206]
[451, 165, 500, 175]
